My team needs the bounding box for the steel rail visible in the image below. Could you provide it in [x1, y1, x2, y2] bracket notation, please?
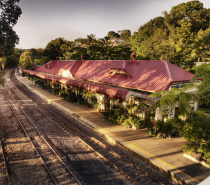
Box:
[11, 69, 167, 185]
[6, 77, 140, 184]
[3, 89, 81, 185]
[0, 138, 11, 185]
[33, 100, 163, 185]
[2, 89, 58, 185]
[0, 89, 11, 185]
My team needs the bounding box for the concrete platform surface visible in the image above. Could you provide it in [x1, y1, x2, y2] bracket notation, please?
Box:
[15, 72, 210, 184]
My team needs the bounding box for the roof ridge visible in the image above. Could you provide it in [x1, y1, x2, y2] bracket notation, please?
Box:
[164, 61, 173, 82]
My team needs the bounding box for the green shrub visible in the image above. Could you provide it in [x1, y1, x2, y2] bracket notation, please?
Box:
[156, 118, 181, 137]
[198, 142, 210, 164]
[182, 111, 210, 163]
[103, 104, 151, 129]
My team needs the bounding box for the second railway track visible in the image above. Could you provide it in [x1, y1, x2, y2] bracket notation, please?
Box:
[3, 88, 136, 185]
[28, 98, 163, 185]
[0, 68, 175, 184]
[2, 89, 80, 185]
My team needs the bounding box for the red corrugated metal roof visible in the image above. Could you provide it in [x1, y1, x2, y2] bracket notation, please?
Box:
[34, 60, 82, 77]
[23, 70, 129, 100]
[165, 61, 195, 82]
[106, 60, 133, 77]
[30, 60, 195, 92]
[74, 60, 194, 92]
[78, 81, 129, 100]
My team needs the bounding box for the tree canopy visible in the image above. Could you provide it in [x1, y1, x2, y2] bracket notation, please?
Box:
[0, 0, 22, 57]
[0, 0, 21, 86]
[130, 0, 210, 68]
[18, 0, 210, 71]
[107, 31, 120, 39]
[118, 30, 131, 41]
[43, 37, 67, 60]
[19, 50, 34, 69]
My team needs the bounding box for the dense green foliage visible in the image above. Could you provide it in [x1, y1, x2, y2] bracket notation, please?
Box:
[150, 63, 210, 118]
[0, 70, 5, 86]
[150, 63, 210, 162]
[35, 56, 51, 65]
[104, 104, 151, 129]
[107, 31, 120, 39]
[14, 1, 209, 70]
[19, 50, 34, 69]
[154, 111, 210, 163]
[0, 0, 22, 57]
[130, 0, 210, 68]
[182, 111, 210, 163]
[0, 0, 21, 85]
[156, 118, 181, 137]
[60, 34, 132, 60]
[43, 37, 66, 60]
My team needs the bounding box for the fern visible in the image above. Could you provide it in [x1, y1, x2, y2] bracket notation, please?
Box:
[149, 64, 210, 119]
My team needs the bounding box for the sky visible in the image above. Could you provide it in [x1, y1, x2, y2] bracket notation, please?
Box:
[13, 0, 210, 49]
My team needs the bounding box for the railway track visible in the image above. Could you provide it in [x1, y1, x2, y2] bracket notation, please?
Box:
[3, 91, 136, 185]
[22, 98, 161, 185]
[0, 68, 175, 184]
[10, 69, 173, 185]
[2, 89, 80, 185]
[0, 138, 11, 185]
[1, 69, 141, 184]
[0, 89, 55, 185]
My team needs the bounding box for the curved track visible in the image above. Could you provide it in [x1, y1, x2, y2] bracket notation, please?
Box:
[0, 68, 175, 185]
[2, 88, 80, 185]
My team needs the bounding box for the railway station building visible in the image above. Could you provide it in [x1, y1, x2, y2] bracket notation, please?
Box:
[22, 53, 196, 129]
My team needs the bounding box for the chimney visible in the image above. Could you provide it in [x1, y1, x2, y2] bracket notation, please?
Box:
[56, 56, 59, 61]
[131, 51, 136, 61]
[81, 55, 84, 61]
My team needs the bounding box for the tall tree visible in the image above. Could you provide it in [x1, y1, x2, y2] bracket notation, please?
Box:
[6, 48, 23, 67]
[107, 31, 120, 39]
[169, 0, 210, 33]
[60, 41, 74, 59]
[0, 0, 21, 86]
[118, 30, 131, 41]
[0, 0, 22, 57]
[35, 56, 51, 65]
[193, 27, 210, 61]
[43, 37, 66, 60]
[19, 50, 34, 69]
[131, 0, 210, 68]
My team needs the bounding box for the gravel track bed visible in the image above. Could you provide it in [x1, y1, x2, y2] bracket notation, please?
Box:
[13, 69, 176, 185]
[0, 69, 140, 184]
[21, 103, 133, 184]
[0, 89, 55, 185]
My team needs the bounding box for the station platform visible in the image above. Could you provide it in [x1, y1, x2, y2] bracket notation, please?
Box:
[15, 71, 210, 185]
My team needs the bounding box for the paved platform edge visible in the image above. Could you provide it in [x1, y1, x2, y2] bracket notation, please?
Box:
[15, 72, 200, 185]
